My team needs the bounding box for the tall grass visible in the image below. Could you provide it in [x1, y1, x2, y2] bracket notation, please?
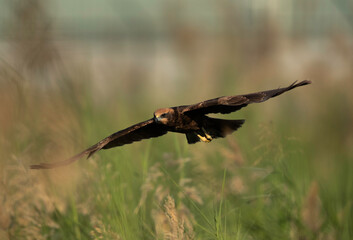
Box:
[1, 73, 352, 239]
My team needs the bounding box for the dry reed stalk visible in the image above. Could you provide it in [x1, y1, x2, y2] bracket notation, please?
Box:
[134, 163, 164, 214]
[90, 217, 122, 240]
[162, 195, 195, 240]
[135, 156, 197, 239]
[0, 163, 63, 240]
[301, 181, 322, 233]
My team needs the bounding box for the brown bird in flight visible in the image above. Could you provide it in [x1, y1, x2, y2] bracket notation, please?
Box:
[30, 80, 311, 169]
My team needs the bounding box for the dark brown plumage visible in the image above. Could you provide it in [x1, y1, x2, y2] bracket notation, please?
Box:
[30, 80, 311, 169]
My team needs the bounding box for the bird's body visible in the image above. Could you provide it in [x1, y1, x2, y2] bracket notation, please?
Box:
[30, 80, 311, 169]
[153, 106, 244, 143]
[154, 106, 201, 132]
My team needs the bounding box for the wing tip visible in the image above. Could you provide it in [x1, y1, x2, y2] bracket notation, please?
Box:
[29, 141, 106, 170]
[30, 164, 42, 170]
[291, 80, 312, 88]
[30, 163, 55, 170]
[29, 160, 72, 169]
[29, 150, 91, 170]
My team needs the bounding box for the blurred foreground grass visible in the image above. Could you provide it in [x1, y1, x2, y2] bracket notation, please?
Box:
[0, 67, 352, 239]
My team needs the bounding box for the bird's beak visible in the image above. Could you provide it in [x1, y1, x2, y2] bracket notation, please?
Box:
[154, 116, 161, 122]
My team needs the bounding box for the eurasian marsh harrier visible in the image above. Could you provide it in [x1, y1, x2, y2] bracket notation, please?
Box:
[31, 80, 311, 169]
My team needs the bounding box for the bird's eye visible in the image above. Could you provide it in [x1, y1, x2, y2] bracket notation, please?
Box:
[160, 113, 166, 118]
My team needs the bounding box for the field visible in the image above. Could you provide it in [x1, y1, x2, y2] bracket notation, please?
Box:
[1, 1, 353, 239]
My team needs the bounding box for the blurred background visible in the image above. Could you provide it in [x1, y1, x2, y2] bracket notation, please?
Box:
[0, 0, 352, 239]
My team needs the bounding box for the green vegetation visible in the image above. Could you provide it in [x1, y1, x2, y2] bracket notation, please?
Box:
[1, 74, 352, 240]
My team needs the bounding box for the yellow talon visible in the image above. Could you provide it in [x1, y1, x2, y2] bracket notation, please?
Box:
[197, 134, 211, 143]
[202, 128, 213, 141]
[204, 132, 212, 140]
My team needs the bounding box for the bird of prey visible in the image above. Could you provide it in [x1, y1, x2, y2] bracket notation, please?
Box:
[30, 80, 311, 169]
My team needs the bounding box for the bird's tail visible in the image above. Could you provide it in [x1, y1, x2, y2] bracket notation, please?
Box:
[204, 117, 245, 138]
[186, 118, 245, 144]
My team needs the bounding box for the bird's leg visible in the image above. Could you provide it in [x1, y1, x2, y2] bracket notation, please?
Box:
[197, 134, 211, 142]
[202, 127, 213, 141]
[196, 128, 212, 142]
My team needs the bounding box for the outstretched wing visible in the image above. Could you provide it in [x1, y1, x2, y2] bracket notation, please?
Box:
[30, 119, 168, 169]
[182, 80, 311, 115]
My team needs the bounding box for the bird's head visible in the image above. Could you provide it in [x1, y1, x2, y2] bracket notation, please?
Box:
[153, 108, 175, 125]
